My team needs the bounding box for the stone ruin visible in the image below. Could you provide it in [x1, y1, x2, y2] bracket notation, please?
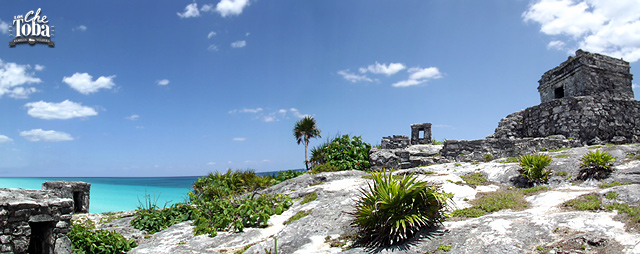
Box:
[371, 50, 639, 167]
[371, 123, 445, 170]
[0, 181, 90, 254]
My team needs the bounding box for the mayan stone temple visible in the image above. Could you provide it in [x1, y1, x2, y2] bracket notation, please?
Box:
[371, 50, 640, 168]
[0, 181, 90, 254]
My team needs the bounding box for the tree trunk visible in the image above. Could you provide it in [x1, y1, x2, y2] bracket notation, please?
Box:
[304, 140, 309, 171]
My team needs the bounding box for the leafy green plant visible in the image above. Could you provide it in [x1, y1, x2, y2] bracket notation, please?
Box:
[131, 203, 195, 234]
[309, 134, 372, 171]
[460, 173, 488, 186]
[69, 220, 137, 254]
[518, 154, 552, 183]
[437, 244, 452, 252]
[264, 237, 278, 254]
[351, 171, 452, 246]
[500, 157, 519, 163]
[432, 139, 446, 145]
[605, 192, 618, 200]
[578, 150, 615, 179]
[484, 154, 494, 162]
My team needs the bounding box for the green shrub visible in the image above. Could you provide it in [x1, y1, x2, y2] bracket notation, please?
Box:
[131, 203, 196, 234]
[351, 171, 452, 246]
[605, 192, 618, 200]
[518, 154, 552, 183]
[311, 163, 339, 174]
[484, 154, 494, 162]
[432, 139, 445, 145]
[190, 169, 273, 201]
[519, 186, 548, 195]
[437, 244, 452, 252]
[69, 220, 136, 254]
[500, 157, 519, 163]
[450, 207, 485, 217]
[309, 135, 372, 171]
[264, 170, 305, 184]
[578, 150, 615, 179]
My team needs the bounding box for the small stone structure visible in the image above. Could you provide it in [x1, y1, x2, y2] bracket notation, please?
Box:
[538, 50, 634, 103]
[0, 181, 90, 254]
[42, 181, 91, 213]
[380, 135, 410, 149]
[411, 123, 432, 145]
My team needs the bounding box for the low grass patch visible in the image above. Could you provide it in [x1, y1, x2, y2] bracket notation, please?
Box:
[564, 194, 602, 211]
[460, 172, 488, 186]
[451, 189, 528, 218]
[499, 157, 519, 163]
[605, 191, 618, 200]
[324, 234, 355, 250]
[554, 154, 570, 158]
[605, 203, 640, 227]
[555, 171, 571, 178]
[454, 163, 462, 167]
[549, 148, 570, 152]
[626, 153, 640, 160]
[437, 244, 452, 252]
[588, 146, 603, 149]
[519, 186, 548, 195]
[598, 181, 632, 188]
[300, 192, 318, 205]
[283, 209, 312, 225]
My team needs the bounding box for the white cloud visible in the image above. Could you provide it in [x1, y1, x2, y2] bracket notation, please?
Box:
[229, 108, 263, 114]
[232, 137, 247, 141]
[0, 135, 12, 143]
[230, 107, 309, 122]
[177, 3, 200, 18]
[231, 40, 247, 48]
[337, 70, 373, 83]
[62, 72, 116, 94]
[201, 4, 215, 12]
[0, 60, 41, 99]
[20, 129, 73, 142]
[156, 79, 170, 86]
[359, 62, 406, 76]
[0, 20, 8, 34]
[34, 64, 45, 71]
[72, 25, 87, 32]
[392, 67, 442, 88]
[207, 31, 217, 39]
[524, 0, 640, 62]
[126, 114, 140, 121]
[547, 40, 566, 50]
[136, 126, 144, 129]
[216, 0, 250, 17]
[633, 83, 638, 89]
[207, 162, 216, 166]
[208, 45, 219, 52]
[25, 100, 98, 120]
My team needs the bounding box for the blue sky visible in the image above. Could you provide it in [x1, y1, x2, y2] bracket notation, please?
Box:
[0, 0, 639, 177]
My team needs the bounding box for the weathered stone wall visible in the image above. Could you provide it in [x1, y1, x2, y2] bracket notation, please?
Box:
[538, 50, 634, 103]
[380, 135, 410, 149]
[411, 123, 432, 145]
[490, 96, 640, 144]
[0, 189, 73, 254]
[43, 181, 91, 213]
[440, 136, 582, 162]
[370, 145, 445, 170]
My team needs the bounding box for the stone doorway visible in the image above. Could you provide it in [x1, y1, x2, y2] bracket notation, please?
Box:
[555, 86, 564, 99]
[28, 221, 53, 254]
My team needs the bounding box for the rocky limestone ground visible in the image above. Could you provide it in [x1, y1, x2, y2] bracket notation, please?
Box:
[78, 144, 640, 254]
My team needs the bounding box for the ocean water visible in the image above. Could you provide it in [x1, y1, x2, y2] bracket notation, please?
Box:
[0, 177, 199, 214]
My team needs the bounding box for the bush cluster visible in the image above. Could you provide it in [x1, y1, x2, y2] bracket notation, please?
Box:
[69, 220, 137, 254]
[351, 171, 452, 246]
[518, 154, 552, 184]
[310, 135, 372, 171]
[578, 150, 616, 180]
[130, 169, 302, 237]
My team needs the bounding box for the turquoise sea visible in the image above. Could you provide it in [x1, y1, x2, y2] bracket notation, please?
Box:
[0, 177, 199, 214]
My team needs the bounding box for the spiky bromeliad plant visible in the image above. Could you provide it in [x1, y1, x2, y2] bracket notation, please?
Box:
[578, 150, 616, 180]
[351, 171, 452, 246]
[518, 154, 552, 184]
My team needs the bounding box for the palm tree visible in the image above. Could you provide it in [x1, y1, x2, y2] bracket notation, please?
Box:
[293, 116, 321, 171]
